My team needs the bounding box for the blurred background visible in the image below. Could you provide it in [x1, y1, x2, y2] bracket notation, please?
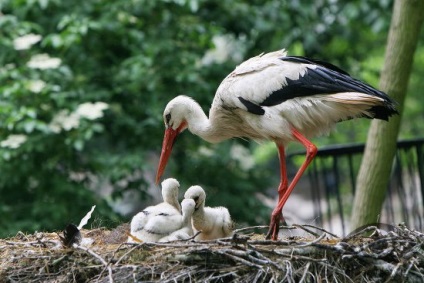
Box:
[0, 0, 423, 238]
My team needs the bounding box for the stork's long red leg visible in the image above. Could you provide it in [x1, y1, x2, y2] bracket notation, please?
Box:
[265, 144, 288, 239]
[266, 128, 317, 240]
[277, 145, 288, 201]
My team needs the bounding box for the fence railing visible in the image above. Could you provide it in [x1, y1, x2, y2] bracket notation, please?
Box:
[287, 138, 424, 236]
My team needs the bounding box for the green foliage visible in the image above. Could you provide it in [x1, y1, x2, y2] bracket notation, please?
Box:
[1, 0, 422, 238]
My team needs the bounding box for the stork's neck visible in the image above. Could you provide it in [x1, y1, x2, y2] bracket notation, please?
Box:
[184, 100, 224, 143]
[182, 209, 192, 225]
[164, 196, 181, 212]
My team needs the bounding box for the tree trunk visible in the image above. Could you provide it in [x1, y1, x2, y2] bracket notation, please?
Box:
[350, 0, 424, 231]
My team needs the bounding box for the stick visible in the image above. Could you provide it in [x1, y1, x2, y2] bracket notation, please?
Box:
[74, 244, 113, 283]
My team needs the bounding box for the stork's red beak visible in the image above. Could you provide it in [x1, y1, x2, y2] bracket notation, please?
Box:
[155, 127, 178, 184]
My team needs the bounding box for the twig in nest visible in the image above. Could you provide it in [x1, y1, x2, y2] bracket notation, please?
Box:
[342, 225, 378, 241]
[233, 225, 270, 233]
[216, 249, 262, 268]
[300, 224, 339, 238]
[230, 233, 250, 245]
[227, 249, 269, 265]
[114, 244, 141, 266]
[292, 224, 321, 237]
[73, 244, 113, 283]
[299, 262, 311, 283]
[294, 233, 326, 247]
[247, 247, 285, 271]
[99, 243, 129, 280]
[233, 225, 296, 234]
[182, 230, 202, 241]
[247, 239, 293, 245]
[385, 262, 402, 283]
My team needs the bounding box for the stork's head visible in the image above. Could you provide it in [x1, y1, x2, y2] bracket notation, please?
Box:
[161, 178, 180, 202]
[184, 185, 206, 210]
[181, 198, 196, 216]
[156, 96, 193, 184]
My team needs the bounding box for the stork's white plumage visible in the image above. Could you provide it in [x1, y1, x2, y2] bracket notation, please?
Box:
[128, 178, 182, 242]
[156, 49, 398, 240]
[184, 185, 234, 240]
[128, 204, 182, 242]
[159, 198, 196, 242]
[128, 208, 150, 243]
[161, 178, 181, 213]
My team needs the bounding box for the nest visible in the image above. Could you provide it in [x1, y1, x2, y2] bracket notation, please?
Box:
[1, 223, 423, 283]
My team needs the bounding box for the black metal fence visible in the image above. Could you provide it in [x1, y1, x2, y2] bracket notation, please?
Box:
[287, 138, 424, 236]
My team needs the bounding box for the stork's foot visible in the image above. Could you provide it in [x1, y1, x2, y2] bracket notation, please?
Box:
[265, 211, 288, 240]
[265, 213, 281, 240]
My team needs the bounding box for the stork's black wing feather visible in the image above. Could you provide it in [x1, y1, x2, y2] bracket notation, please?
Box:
[256, 56, 398, 120]
[281, 56, 350, 76]
[235, 56, 397, 120]
[238, 96, 265, 115]
[261, 56, 394, 106]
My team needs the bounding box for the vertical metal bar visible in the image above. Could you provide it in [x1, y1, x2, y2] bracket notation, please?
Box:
[385, 177, 395, 224]
[348, 154, 356, 195]
[332, 156, 346, 235]
[406, 146, 422, 231]
[394, 150, 409, 225]
[310, 159, 323, 228]
[322, 157, 333, 232]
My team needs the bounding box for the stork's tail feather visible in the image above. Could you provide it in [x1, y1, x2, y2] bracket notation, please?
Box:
[324, 92, 398, 121]
[368, 89, 399, 121]
[370, 98, 399, 121]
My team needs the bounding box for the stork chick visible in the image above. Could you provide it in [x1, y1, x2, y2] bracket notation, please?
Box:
[127, 205, 151, 243]
[128, 205, 182, 243]
[184, 185, 234, 240]
[128, 178, 182, 242]
[161, 178, 181, 212]
[159, 198, 196, 242]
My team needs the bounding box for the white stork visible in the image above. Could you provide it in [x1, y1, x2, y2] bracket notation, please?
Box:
[155, 49, 398, 240]
[184, 185, 234, 240]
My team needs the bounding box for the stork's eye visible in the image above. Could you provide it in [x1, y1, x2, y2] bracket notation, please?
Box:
[157, 213, 169, 216]
[165, 113, 171, 124]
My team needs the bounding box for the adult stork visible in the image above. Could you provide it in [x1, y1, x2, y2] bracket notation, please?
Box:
[155, 49, 398, 240]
